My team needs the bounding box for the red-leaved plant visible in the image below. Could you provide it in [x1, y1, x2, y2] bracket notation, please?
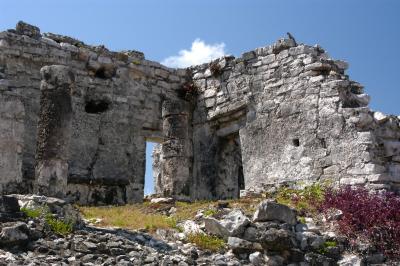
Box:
[319, 186, 400, 258]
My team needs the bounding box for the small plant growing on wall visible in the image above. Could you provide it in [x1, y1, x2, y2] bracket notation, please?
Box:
[177, 81, 199, 101]
[177, 69, 199, 101]
[209, 61, 223, 77]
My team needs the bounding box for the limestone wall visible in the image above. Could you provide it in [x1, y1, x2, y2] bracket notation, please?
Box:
[191, 38, 400, 196]
[1, 21, 399, 203]
[0, 95, 25, 194]
[0, 22, 187, 204]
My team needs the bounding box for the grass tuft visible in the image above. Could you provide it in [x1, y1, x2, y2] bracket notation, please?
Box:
[186, 233, 226, 251]
[275, 182, 328, 215]
[21, 205, 73, 236]
[21, 207, 42, 218]
[45, 214, 73, 236]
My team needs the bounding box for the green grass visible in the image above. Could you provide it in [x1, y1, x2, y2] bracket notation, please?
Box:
[21, 207, 42, 218]
[79, 197, 264, 233]
[21, 205, 73, 236]
[45, 214, 73, 236]
[79, 204, 180, 233]
[275, 182, 329, 214]
[203, 209, 217, 217]
[318, 240, 338, 254]
[324, 241, 337, 248]
[298, 216, 306, 224]
[186, 233, 226, 251]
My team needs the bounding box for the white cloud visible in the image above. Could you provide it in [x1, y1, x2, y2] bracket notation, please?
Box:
[162, 39, 226, 68]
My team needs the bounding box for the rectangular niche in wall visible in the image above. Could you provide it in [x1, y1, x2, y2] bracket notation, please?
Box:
[213, 133, 244, 200]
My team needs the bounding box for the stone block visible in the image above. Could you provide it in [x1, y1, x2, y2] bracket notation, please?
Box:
[253, 200, 297, 225]
[366, 174, 393, 183]
[347, 163, 385, 175]
[384, 141, 400, 157]
[340, 177, 366, 185]
[204, 210, 250, 239]
[203, 89, 216, 98]
[0, 196, 20, 213]
[373, 111, 389, 123]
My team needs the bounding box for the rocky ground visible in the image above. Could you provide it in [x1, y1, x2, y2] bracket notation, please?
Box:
[0, 194, 397, 265]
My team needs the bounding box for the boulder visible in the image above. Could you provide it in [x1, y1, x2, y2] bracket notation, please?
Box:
[0, 222, 29, 246]
[296, 231, 321, 251]
[323, 208, 343, 221]
[264, 255, 285, 266]
[249, 251, 265, 266]
[365, 253, 385, 264]
[227, 237, 261, 254]
[305, 252, 335, 266]
[337, 254, 362, 266]
[253, 200, 297, 225]
[0, 196, 24, 222]
[150, 197, 174, 204]
[179, 220, 203, 235]
[12, 194, 82, 228]
[204, 209, 250, 239]
[260, 228, 295, 251]
[304, 217, 320, 233]
[0, 196, 20, 213]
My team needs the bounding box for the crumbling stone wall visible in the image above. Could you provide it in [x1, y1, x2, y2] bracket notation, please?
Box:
[191, 39, 400, 197]
[0, 22, 188, 204]
[1, 22, 399, 204]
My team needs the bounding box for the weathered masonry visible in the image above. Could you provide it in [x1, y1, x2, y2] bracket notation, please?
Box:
[1, 22, 399, 204]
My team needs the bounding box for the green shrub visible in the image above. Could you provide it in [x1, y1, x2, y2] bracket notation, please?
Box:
[45, 214, 73, 236]
[324, 241, 337, 248]
[21, 207, 42, 218]
[186, 233, 225, 251]
[21, 205, 73, 236]
[203, 209, 217, 217]
[276, 182, 328, 214]
[298, 216, 306, 224]
[318, 240, 337, 254]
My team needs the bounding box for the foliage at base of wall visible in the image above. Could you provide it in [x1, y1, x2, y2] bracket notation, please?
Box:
[21, 205, 73, 236]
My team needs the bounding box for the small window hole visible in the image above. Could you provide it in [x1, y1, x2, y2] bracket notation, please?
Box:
[292, 138, 300, 147]
[85, 100, 109, 114]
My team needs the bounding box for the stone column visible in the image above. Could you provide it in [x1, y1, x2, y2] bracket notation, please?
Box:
[161, 100, 192, 200]
[35, 65, 74, 198]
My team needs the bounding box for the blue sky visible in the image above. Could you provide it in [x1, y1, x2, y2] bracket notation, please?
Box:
[1, 0, 399, 194]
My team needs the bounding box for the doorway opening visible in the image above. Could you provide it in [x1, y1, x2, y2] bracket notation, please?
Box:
[214, 133, 244, 199]
[144, 141, 162, 196]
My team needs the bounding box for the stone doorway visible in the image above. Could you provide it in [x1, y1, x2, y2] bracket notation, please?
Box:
[213, 133, 245, 199]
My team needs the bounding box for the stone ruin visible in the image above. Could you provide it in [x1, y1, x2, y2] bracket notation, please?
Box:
[0, 21, 399, 205]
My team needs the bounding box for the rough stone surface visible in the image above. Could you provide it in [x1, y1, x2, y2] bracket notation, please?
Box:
[253, 200, 297, 225]
[0, 22, 186, 204]
[150, 197, 174, 204]
[1, 196, 398, 266]
[0, 222, 29, 245]
[248, 251, 265, 265]
[35, 65, 74, 198]
[204, 209, 250, 239]
[0, 196, 20, 213]
[1, 21, 400, 204]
